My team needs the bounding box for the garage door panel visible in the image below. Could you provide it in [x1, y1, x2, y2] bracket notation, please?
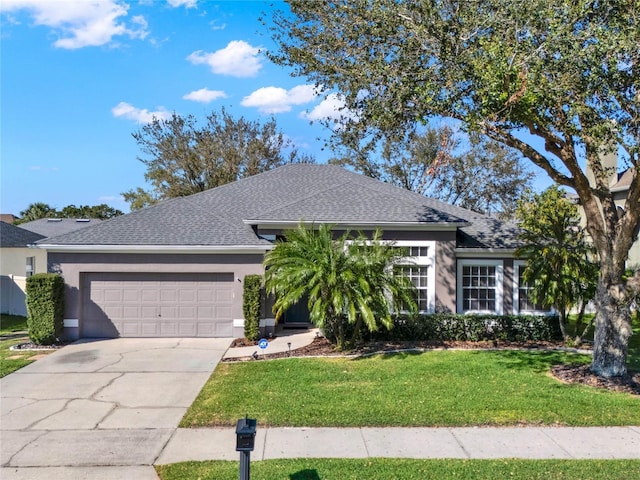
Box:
[82, 272, 235, 338]
[216, 289, 233, 302]
[141, 290, 159, 302]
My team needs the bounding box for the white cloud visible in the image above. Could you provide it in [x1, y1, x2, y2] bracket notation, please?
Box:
[187, 40, 262, 77]
[111, 102, 171, 123]
[167, 0, 197, 7]
[301, 93, 357, 127]
[29, 165, 59, 172]
[182, 88, 227, 103]
[241, 85, 318, 114]
[98, 195, 122, 202]
[1, 0, 149, 49]
[209, 20, 226, 31]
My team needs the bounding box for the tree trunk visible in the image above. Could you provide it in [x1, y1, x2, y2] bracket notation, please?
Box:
[590, 282, 633, 378]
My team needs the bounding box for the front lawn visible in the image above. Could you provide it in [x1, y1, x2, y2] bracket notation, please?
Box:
[181, 349, 640, 428]
[156, 459, 640, 480]
[0, 314, 29, 335]
[0, 314, 50, 377]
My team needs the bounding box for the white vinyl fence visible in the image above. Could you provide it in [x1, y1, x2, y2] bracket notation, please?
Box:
[0, 275, 28, 316]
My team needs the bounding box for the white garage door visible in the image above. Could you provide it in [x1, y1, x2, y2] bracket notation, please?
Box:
[82, 272, 234, 338]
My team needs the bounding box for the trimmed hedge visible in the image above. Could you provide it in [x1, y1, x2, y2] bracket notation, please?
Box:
[243, 274, 262, 341]
[324, 313, 562, 345]
[371, 314, 562, 342]
[25, 273, 65, 345]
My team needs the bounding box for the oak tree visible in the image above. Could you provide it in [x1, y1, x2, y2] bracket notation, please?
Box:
[123, 108, 314, 209]
[270, 0, 639, 376]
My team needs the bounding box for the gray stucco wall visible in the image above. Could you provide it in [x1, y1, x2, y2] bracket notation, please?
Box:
[48, 252, 265, 339]
[258, 227, 459, 314]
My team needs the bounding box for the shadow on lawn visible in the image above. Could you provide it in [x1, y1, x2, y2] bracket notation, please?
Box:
[485, 349, 587, 373]
[290, 469, 321, 480]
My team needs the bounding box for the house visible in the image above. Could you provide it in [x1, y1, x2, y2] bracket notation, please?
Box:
[0, 214, 19, 224]
[19, 217, 103, 238]
[0, 222, 46, 315]
[584, 149, 640, 266]
[34, 164, 539, 340]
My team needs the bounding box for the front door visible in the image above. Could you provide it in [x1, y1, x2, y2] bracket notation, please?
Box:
[283, 295, 310, 326]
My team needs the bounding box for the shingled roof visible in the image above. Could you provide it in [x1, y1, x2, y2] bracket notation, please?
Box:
[19, 218, 103, 238]
[1, 221, 46, 247]
[37, 164, 521, 249]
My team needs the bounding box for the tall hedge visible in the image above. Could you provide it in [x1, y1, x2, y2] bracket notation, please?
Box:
[243, 274, 262, 341]
[25, 273, 65, 345]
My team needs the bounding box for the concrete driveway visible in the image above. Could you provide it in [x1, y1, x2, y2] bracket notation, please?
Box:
[1, 337, 231, 479]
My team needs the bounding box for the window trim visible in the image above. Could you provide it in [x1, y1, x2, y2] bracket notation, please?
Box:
[512, 260, 554, 315]
[394, 241, 436, 314]
[26, 256, 35, 277]
[457, 259, 503, 314]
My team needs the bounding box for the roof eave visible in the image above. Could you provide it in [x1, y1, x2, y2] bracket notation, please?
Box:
[32, 244, 273, 254]
[455, 248, 519, 258]
[244, 220, 469, 231]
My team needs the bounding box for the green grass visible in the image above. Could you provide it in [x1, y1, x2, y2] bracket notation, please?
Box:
[181, 349, 640, 428]
[0, 314, 28, 335]
[156, 459, 640, 480]
[0, 314, 45, 377]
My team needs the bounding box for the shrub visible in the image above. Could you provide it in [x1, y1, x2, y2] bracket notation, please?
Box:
[25, 273, 64, 345]
[243, 274, 262, 341]
[368, 313, 562, 343]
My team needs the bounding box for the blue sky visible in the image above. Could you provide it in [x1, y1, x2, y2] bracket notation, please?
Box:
[1, 0, 346, 216]
[1, 0, 554, 218]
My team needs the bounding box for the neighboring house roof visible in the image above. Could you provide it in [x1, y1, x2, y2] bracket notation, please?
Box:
[19, 218, 103, 238]
[37, 164, 521, 250]
[0, 221, 46, 247]
[611, 167, 633, 193]
[0, 214, 18, 224]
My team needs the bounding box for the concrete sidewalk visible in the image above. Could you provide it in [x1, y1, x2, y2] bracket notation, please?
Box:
[156, 426, 640, 464]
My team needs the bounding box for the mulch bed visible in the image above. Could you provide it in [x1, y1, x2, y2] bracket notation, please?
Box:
[228, 336, 639, 396]
[551, 364, 640, 396]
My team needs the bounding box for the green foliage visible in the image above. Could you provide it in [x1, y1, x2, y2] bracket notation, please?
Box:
[516, 186, 598, 341]
[16, 202, 122, 223]
[242, 274, 262, 342]
[370, 314, 561, 343]
[58, 204, 123, 219]
[25, 273, 64, 345]
[157, 459, 640, 480]
[270, 0, 639, 374]
[122, 108, 315, 210]
[331, 125, 532, 219]
[17, 202, 57, 223]
[182, 350, 640, 428]
[0, 314, 28, 335]
[263, 224, 417, 349]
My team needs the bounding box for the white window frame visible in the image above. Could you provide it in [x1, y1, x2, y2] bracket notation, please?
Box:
[26, 256, 35, 277]
[345, 239, 436, 314]
[394, 241, 436, 314]
[457, 259, 503, 314]
[513, 260, 554, 315]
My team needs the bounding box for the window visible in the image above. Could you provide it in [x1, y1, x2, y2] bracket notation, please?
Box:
[513, 260, 547, 314]
[394, 241, 435, 313]
[26, 256, 35, 277]
[457, 260, 503, 314]
[395, 265, 430, 311]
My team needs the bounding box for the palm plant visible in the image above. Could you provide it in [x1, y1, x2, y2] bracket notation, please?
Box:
[516, 186, 598, 343]
[263, 223, 417, 349]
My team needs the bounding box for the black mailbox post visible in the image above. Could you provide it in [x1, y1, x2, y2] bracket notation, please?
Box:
[236, 416, 257, 480]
